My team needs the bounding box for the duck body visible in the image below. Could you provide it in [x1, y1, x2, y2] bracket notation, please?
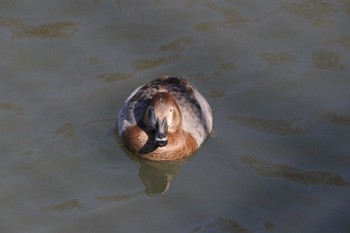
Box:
[118, 76, 213, 161]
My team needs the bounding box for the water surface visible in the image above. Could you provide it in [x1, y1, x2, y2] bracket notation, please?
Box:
[1, 0, 350, 232]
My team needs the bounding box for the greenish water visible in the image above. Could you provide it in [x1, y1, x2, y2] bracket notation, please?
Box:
[1, 0, 349, 232]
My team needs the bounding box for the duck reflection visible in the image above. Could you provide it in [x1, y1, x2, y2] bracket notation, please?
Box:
[138, 159, 182, 195]
[117, 129, 189, 195]
[95, 157, 181, 202]
[126, 148, 187, 195]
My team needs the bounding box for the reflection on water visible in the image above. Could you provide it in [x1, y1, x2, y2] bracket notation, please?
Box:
[215, 57, 235, 70]
[96, 72, 135, 83]
[0, 102, 26, 116]
[189, 71, 223, 82]
[18, 21, 78, 39]
[94, 156, 181, 200]
[312, 50, 345, 71]
[321, 111, 350, 125]
[343, 0, 350, 14]
[53, 123, 77, 139]
[95, 191, 143, 203]
[128, 150, 183, 195]
[0, 16, 78, 39]
[261, 52, 297, 66]
[53, 123, 81, 150]
[228, 115, 306, 135]
[133, 55, 182, 71]
[241, 155, 349, 186]
[207, 89, 225, 99]
[326, 36, 350, 49]
[194, 2, 249, 32]
[138, 160, 181, 195]
[188, 218, 254, 233]
[116, 135, 183, 195]
[282, 0, 336, 26]
[94, 156, 181, 198]
[264, 221, 276, 231]
[81, 56, 105, 66]
[20, 150, 35, 157]
[41, 199, 83, 213]
[159, 36, 197, 53]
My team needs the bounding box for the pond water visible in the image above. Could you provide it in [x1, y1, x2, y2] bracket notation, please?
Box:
[1, 0, 350, 232]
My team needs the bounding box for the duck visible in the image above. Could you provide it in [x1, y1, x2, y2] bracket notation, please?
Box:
[118, 76, 213, 161]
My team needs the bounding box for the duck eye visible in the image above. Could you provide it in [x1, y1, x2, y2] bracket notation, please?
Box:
[169, 108, 173, 112]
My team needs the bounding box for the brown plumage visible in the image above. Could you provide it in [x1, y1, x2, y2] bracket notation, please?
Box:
[118, 76, 213, 161]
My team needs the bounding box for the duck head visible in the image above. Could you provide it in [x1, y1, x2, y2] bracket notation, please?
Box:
[143, 92, 182, 147]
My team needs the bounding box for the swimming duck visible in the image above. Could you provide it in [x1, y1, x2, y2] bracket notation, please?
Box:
[118, 76, 213, 161]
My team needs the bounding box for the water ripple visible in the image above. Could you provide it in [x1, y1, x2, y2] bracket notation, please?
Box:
[241, 155, 349, 187]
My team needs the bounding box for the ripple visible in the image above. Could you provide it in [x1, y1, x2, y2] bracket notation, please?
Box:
[189, 71, 222, 82]
[193, 21, 223, 32]
[188, 218, 253, 233]
[228, 115, 306, 135]
[0, 16, 78, 39]
[264, 220, 276, 231]
[194, 3, 248, 32]
[41, 199, 82, 212]
[95, 191, 143, 202]
[341, 0, 350, 15]
[206, 2, 249, 27]
[159, 36, 197, 53]
[133, 55, 181, 71]
[261, 52, 297, 66]
[0, 102, 26, 116]
[216, 57, 235, 70]
[241, 154, 349, 186]
[326, 36, 350, 50]
[321, 111, 350, 125]
[282, 0, 336, 26]
[20, 150, 35, 157]
[312, 50, 345, 71]
[207, 89, 225, 99]
[96, 72, 134, 83]
[17, 21, 78, 39]
[0, 16, 24, 29]
[82, 56, 105, 65]
[53, 123, 76, 139]
[53, 123, 81, 150]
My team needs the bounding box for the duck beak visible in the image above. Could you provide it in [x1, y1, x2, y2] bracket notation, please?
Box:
[155, 117, 168, 147]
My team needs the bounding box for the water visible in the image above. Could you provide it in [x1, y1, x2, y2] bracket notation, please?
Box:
[1, 0, 350, 232]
